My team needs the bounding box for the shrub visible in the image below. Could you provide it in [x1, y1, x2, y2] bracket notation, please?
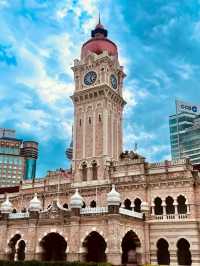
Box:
[0, 262, 112, 266]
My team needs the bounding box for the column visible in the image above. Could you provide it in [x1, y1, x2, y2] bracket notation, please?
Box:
[68, 217, 80, 262]
[116, 117, 119, 161]
[151, 203, 155, 216]
[92, 111, 96, 157]
[107, 216, 121, 265]
[174, 199, 178, 219]
[162, 202, 166, 217]
[103, 109, 108, 156]
[82, 111, 86, 158]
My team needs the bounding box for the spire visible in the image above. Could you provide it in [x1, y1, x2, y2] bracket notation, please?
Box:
[98, 12, 101, 25]
[92, 14, 107, 38]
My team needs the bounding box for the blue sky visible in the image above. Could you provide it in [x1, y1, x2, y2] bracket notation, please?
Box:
[1, 0, 200, 177]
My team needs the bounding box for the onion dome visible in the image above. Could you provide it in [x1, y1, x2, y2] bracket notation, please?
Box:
[141, 201, 150, 213]
[107, 184, 121, 206]
[70, 189, 83, 209]
[1, 194, 13, 213]
[81, 19, 118, 59]
[28, 193, 42, 212]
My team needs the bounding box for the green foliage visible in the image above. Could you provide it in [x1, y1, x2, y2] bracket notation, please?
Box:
[142, 264, 158, 266]
[0, 262, 112, 266]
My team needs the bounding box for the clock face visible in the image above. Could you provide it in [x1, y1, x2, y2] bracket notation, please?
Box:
[110, 74, 117, 90]
[84, 71, 97, 85]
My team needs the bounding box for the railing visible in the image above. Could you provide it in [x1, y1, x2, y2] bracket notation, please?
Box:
[80, 207, 108, 215]
[154, 213, 189, 221]
[9, 212, 30, 219]
[119, 208, 143, 219]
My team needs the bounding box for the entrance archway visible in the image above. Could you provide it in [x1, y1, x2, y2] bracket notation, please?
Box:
[40, 232, 67, 261]
[83, 231, 107, 262]
[121, 230, 141, 265]
[157, 238, 170, 265]
[8, 234, 22, 261]
[177, 238, 192, 265]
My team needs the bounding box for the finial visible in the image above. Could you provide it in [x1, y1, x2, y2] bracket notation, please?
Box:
[98, 12, 101, 24]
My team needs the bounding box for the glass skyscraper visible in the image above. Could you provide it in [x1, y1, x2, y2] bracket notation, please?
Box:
[169, 100, 200, 165]
[0, 129, 38, 187]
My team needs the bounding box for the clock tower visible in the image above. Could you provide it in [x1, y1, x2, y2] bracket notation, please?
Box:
[71, 20, 126, 183]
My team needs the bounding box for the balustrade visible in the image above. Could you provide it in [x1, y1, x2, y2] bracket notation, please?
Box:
[8, 212, 30, 219]
[80, 207, 108, 215]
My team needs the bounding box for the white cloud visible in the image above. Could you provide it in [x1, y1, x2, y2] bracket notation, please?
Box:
[171, 58, 196, 80]
[154, 69, 171, 88]
[192, 21, 200, 42]
[123, 79, 149, 110]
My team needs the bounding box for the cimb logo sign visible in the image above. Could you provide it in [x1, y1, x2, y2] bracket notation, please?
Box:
[180, 104, 198, 113]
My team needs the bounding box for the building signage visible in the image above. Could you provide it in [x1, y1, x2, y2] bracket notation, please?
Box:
[176, 100, 200, 115]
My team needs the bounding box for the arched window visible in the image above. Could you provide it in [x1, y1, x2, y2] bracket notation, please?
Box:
[157, 238, 170, 265]
[90, 200, 96, 208]
[177, 195, 187, 214]
[82, 201, 86, 208]
[12, 208, 17, 213]
[177, 238, 192, 265]
[134, 198, 141, 213]
[82, 162, 87, 181]
[154, 197, 163, 215]
[124, 199, 132, 210]
[92, 161, 97, 180]
[63, 203, 68, 209]
[166, 196, 175, 214]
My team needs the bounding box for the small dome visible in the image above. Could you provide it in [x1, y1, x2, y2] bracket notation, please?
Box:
[107, 184, 121, 206]
[1, 194, 13, 213]
[95, 23, 104, 30]
[141, 201, 150, 212]
[29, 193, 42, 212]
[70, 189, 83, 209]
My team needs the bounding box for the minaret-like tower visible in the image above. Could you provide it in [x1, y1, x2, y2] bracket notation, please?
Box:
[71, 19, 126, 183]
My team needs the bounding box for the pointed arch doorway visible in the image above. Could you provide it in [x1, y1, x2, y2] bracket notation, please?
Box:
[121, 230, 141, 265]
[83, 231, 107, 262]
[40, 232, 67, 261]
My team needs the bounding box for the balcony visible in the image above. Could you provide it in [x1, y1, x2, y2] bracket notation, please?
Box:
[151, 213, 189, 221]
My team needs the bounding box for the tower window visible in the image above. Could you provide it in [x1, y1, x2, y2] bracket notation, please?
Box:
[98, 114, 101, 122]
[82, 162, 87, 181]
[92, 161, 98, 180]
[80, 119, 82, 126]
[89, 117, 91, 124]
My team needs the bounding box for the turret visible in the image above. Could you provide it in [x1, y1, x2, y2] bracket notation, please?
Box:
[107, 184, 121, 213]
[1, 194, 13, 214]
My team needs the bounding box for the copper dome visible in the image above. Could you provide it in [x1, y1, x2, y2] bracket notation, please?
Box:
[81, 21, 118, 59]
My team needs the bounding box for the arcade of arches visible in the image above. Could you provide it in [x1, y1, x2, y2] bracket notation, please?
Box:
[6, 231, 193, 265]
[153, 195, 189, 215]
[156, 238, 192, 265]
